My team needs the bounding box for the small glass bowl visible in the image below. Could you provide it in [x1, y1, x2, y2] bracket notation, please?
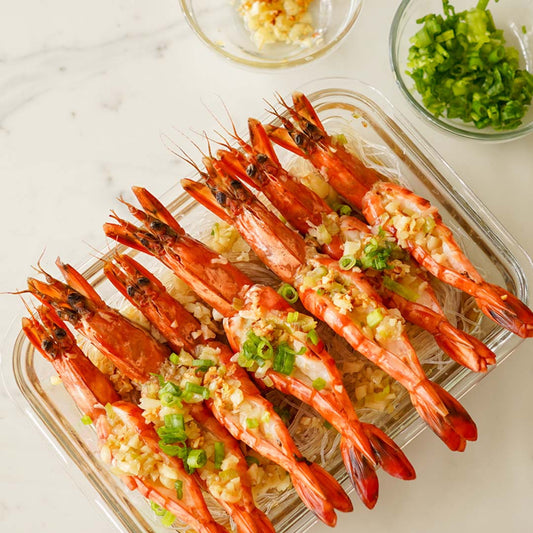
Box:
[179, 0, 363, 69]
[390, 0, 533, 141]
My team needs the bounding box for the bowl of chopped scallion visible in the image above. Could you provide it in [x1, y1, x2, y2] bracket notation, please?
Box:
[390, 0, 533, 140]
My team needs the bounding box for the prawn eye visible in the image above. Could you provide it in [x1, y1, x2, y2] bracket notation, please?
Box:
[256, 153, 267, 163]
[150, 220, 164, 231]
[137, 277, 150, 286]
[140, 237, 150, 248]
[54, 328, 66, 339]
[126, 285, 136, 297]
[41, 338, 54, 353]
[231, 180, 242, 189]
[215, 191, 227, 205]
[246, 164, 256, 177]
[294, 133, 303, 146]
[67, 292, 83, 306]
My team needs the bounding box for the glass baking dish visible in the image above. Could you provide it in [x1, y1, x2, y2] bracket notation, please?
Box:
[2, 77, 531, 533]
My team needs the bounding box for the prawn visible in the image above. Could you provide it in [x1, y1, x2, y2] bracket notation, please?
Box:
[103, 189, 415, 509]
[22, 305, 227, 533]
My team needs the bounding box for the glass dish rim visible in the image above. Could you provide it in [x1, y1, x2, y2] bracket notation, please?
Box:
[178, 0, 364, 70]
[389, 0, 533, 142]
[2, 75, 533, 533]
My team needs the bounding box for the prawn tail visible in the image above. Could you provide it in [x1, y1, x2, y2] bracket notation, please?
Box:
[433, 319, 496, 372]
[339, 438, 379, 509]
[475, 282, 533, 338]
[361, 423, 416, 481]
[291, 472, 337, 527]
[307, 462, 353, 513]
[411, 380, 477, 452]
[224, 504, 275, 533]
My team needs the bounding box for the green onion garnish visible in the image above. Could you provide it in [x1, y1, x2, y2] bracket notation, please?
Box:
[157, 414, 187, 444]
[150, 501, 166, 516]
[158, 380, 183, 408]
[339, 255, 357, 270]
[245, 455, 260, 466]
[323, 421, 333, 430]
[278, 283, 299, 304]
[169, 352, 180, 365]
[522, 25, 527, 34]
[174, 480, 183, 500]
[366, 309, 384, 328]
[312, 378, 327, 391]
[246, 418, 259, 429]
[306, 329, 319, 345]
[337, 204, 352, 216]
[184, 382, 210, 400]
[191, 359, 215, 371]
[161, 511, 176, 527]
[286, 311, 299, 323]
[81, 415, 93, 425]
[214, 442, 225, 470]
[383, 276, 420, 302]
[406, 0, 533, 130]
[187, 449, 207, 470]
[158, 442, 189, 458]
[256, 339, 273, 360]
[273, 342, 296, 375]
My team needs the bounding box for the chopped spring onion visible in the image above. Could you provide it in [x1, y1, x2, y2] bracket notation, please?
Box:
[522, 25, 527, 34]
[337, 204, 352, 216]
[169, 352, 180, 365]
[312, 378, 327, 391]
[157, 414, 187, 444]
[191, 358, 215, 371]
[158, 442, 189, 459]
[286, 311, 299, 323]
[273, 342, 296, 375]
[214, 442, 225, 470]
[367, 309, 384, 328]
[158, 380, 183, 408]
[245, 455, 260, 466]
[81, 415, 93, 425]
[339, 255, 357, 270]
[150, 501, 166, 517]
[246, 417, 259, 429]
[383, 276, 420, 302]
[256, 339, 273, 360]
[278, 283, 299, 304]
[333, 133, 348, 145]
[307, 329, 319, 345]
[187, 449, 207, 470]
[174, 480, 183, 500]
[184, 382, 210, 400]
[406, 0, 533, 130]
[323, 421, 333, 430]
[161, 510, 176, 527]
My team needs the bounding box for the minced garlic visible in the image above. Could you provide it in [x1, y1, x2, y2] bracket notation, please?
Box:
[238, 0, 317, 49]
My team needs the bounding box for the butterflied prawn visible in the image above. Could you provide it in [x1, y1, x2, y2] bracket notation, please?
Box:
[181, 168, 477, 453]
[267, 91, 533, 338]
[22, 306, 227, 533]
[103, 188, 415, 510]
[215, 119, 496, 373]
[26, 263, 275, 533]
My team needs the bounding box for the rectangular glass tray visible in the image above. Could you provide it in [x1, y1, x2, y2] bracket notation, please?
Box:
[2, 77, 531, 533]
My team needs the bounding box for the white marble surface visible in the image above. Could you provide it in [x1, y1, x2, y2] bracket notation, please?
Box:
[1, 1, 533, 531]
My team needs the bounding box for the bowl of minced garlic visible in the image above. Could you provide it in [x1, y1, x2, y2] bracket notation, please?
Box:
[179, 0, 363, 68]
